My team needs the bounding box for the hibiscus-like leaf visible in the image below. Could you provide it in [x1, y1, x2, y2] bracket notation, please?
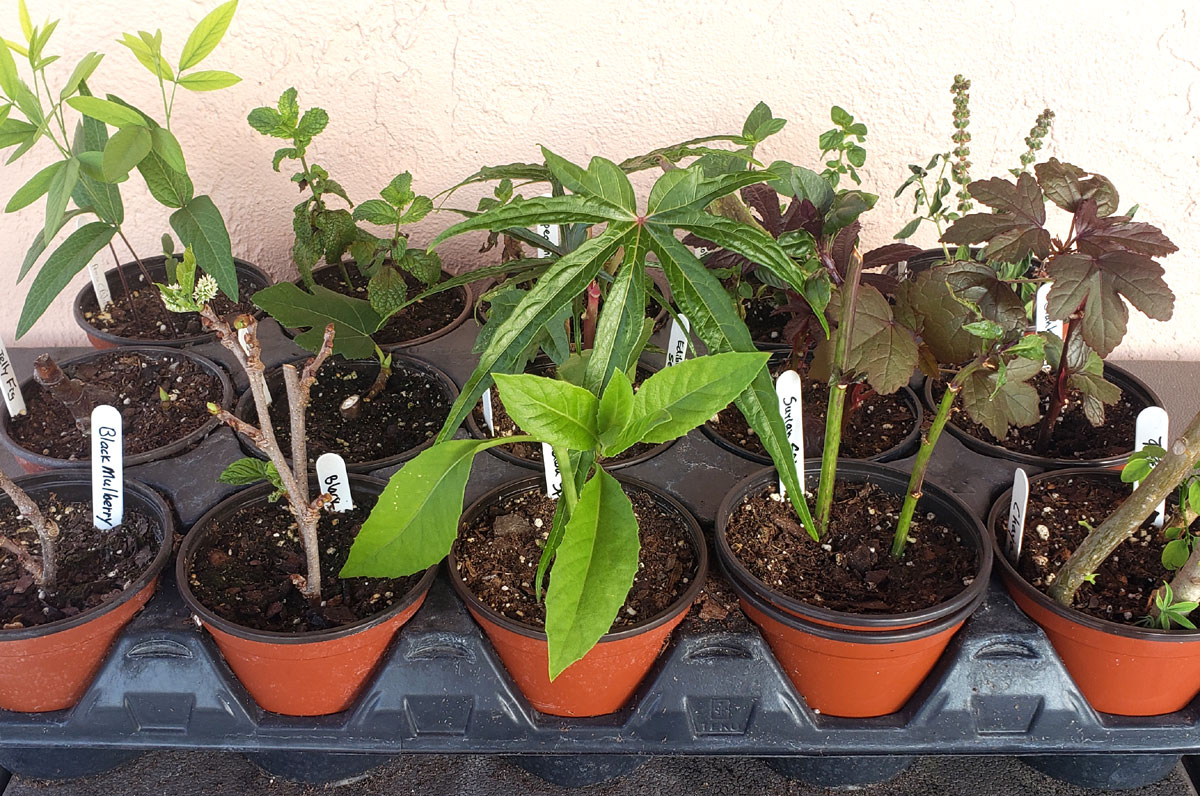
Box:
[1034, 158, 1119, 217]
[960, 356, 1041, 439]
[843, 284, 918, 394]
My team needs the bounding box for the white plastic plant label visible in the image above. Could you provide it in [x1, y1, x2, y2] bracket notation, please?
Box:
[1034, 283, 1063, 339]
[542, 442, 563, 499]
[534, 193, 562, 257]
[316, 452, 354, 513]
[91, 405, 123, 530]
[481, 387, 495, 435]
[0, 336, 26, 418]
[665, 314, 690, 368]
[1006, 468, 1030, 563]
[1135, 406, 1170, 529]
[78, 218, 113, 308]
[238, 327, 271, 406]
[775, 370, 804, 497]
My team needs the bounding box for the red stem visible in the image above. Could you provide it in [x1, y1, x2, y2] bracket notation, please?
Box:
[582, 281, 600, 351]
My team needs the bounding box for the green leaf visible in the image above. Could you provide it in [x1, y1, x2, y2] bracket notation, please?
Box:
[176, 69, 240, 91]
[247, 106, 283, 136]
[582, 231, 648, 394]
[17, 1, 31, 41]
[824, 190, 878, 234]
[0, 118, 35, 149]
[631, 352, 768, 444]
[960, 356, 1041, 439]
[101, 125, 152, 181]
[964, 319, 1005, 340]
[296, 107, 328, 139]
[397, 195, 433, 225]
[742, 101, 773, 138]
[764, 161, 834, 213]
[540, 148, 636, 214]
[0, 39, 18, 97]
[179, 0, 238, 71]
[1120, 457, 1153, 483]
[66, 96, 147, 128]
[171, 195, 236, 299]
[352, 198, 398, 226]
[118, 32, 173, 80]
[59, 52, 104, 100]
[366, 266, 407, 317]
[1006, 334, 1046, 362]
[1163, 539, 1191, 570]
[494, 372, 600, 450]
[137, 149, 193, 208]
[253, 283, 383, 360]
[597, 368, 635, 454]
[42, 156, 79, 245]
[217, 457, 276, 486]
[545, 467, 640, 680]
[71, 107, 124, 224]
[1188, 480, 1200, 517]
[149, 127, 186, 173]
[428, 194, 633, 249]
[340, 437, 524, 578]
[830, 105, 854, 127]
[646, 167, 772, 217]
[894, 217, 922, 240]
[380, 172, 414, 207]
[17, 208, 86, 281]
[5, 159, 62, 212]
[17, 222, 116, 338]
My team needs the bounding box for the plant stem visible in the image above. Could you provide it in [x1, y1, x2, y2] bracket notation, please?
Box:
[1035, 313, 1079, 451]
[0, 470, 58, 590]
[365, 346, 391, 402]
[336, 258, 353, 291]
[582, 281, 600, 351]
[106, 242, 137, 320]
[1049, 407, 1200, 606]
[116, 229, 182, 338]
[32, 354, 117, 434]
[552, 444, 578, 519]
[892, 367, 971, 558]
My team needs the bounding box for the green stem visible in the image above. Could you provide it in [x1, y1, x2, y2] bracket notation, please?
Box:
[552, 444, 578, 519]
[891, 365, 973, 558]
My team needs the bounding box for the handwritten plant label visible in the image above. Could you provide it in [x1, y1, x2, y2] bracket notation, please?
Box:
[481, 387, 495, 435]
[1135, 406, 1170, 528]
[91, 405, 123, 530]
[238, 328, 271, 406]
[0, 336, 26, 418]
[1034, 283, 1063, 339]
[1006, 468, 1030, 563]
[666, 314, 690, 368]
[76, 219, 113, 308]
[316, 452, 354, 513]
[775, 370, 804, 497]
[542, 442, 563, 498]
[534, 193, 562, 258]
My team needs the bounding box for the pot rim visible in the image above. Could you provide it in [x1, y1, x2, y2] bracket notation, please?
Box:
[987, 467, 1200, 642]
[715, 460, 993, 629]
[0, 346, 234, 470]
[0, 471, 173, 641]
[233, 352, 460, 473]
[176, 473, 438, 645]
[701, 377, 924, 466]
[448, 473, 708, 644]
[923, 362, 1162, 469]
[74, 257, 270, 348]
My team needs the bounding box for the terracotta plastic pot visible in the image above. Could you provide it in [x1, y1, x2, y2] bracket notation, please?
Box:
[702, 384, 924, 467]
[232, 354, 459, 474]
[0, 472, 173, 712]
[0, 347, 233, 474]
[716, 461, 992, 632]
[75, 256, 270, 349]
[282, 264, 472, 350]
[449, 475, 707, 717]
[176, 475, 438, 716]
[988, 469, 1200, 715]
[922, 363, 1161, 471]
[726, 561, 982, 717]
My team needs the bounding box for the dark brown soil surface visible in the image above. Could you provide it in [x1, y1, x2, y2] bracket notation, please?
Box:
[1013, 472, 1179, 625]
[939, 370, 1146, 460]
[313, 266, 465, 345]
[188, 492, 424, 633]
[81, 273, 261, 341]
[725, 480, 977, 614]
[0, 496, 157, 628]
[10, 351, 221, 461]
[708, 379, 915, 460]
[253, 359, 451, 466]
[471, 366, 662, 465]
[455, 486, 698, 631]
[743, 296, 789, 346]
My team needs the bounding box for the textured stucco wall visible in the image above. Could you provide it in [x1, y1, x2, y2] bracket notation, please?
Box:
[0, 0, 1197, 357]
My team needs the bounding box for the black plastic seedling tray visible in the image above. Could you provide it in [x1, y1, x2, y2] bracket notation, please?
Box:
[0, 327, 1195, 790]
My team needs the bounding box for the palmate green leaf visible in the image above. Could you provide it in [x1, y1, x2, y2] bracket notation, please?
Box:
[101, 125, 152, 181]
[493, 373, 600, 450]
[960, 355, 1041, 439]
[5, 159, 63, 212]
[648, 225, 817, 540]
[42, 156, 79, 245]
[616, 133, 747, 174]
[428, 194, 633, 250]
[179, 0, 238, 71]
[541, 148, 635, 213]
[170, 195, 236, 299]
[843, 284, 919, 395]
[582, 228, 647, 394]
[176, 70, 240, 91]
[545, 467, 640, 680]
[341, 436, 528, 578]
[435, 225, 629, 443]
[646, 168, 774, 217]
[252, 283, 383, 360]
[66, 96, 147, 128]
[631, 351, 768, 444]
[18, 222, 116, 338]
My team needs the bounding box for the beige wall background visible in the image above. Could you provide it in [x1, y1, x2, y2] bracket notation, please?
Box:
[0, 0, 1197, 357]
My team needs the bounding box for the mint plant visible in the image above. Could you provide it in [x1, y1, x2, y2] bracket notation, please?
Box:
[342, 351, 767, 676]
[1, 0, 241, 338]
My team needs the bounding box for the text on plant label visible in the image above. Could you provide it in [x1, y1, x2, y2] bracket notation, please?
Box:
[91, 405, 124, 530]
[666, 315, 690, 368]
[1006, 468, 1029, 563]
[0, 336, 26, 418]
[542, 442, 563, 498]
[775, 369, 804, 497]
[316, 452, 354, 512]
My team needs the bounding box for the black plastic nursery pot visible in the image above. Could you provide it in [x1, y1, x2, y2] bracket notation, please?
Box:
[75, 256, 271, 349]
[0, 346, 234, 473]
[715, 461, 992, 717]
[923, 362, 1162, 472]
[176, 474, 439, 716]
[988, 468, 1200, 716]
[702, 383, 924, 466]
[449, 473, 707, 718]
[0, 471, 173, 712]
[233, 353, 459, 473]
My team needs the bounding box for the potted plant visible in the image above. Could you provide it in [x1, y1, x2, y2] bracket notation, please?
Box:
[0, 467, 173, 711]
[159, 256, 438, 716]
[0, 0, 264, 348]
[246, 89, 471, 348]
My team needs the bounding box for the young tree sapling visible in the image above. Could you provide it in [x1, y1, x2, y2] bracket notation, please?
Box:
[0, 471, 58, 591]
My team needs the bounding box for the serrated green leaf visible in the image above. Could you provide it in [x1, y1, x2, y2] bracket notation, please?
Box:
[217, 457, 275, 485]
[353, 198, 398, 226]
[397, 195, 433, 225]
[179, 0, 238, 71]
[177, 69, 240, 91]
[296, 107, 327, 139]
[494, 372, 600, 450]
[171, 195, 235, 299]
[380, 172, 413, 208]
[247, 106, 283, 136]
[18, 222, 116, 338]
[960, 356, 1041, 438]
[253, 283, 383, 359]
[367, 266, 407, 317]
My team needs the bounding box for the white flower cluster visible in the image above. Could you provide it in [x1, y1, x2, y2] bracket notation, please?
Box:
[194, 274, 219, 305]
